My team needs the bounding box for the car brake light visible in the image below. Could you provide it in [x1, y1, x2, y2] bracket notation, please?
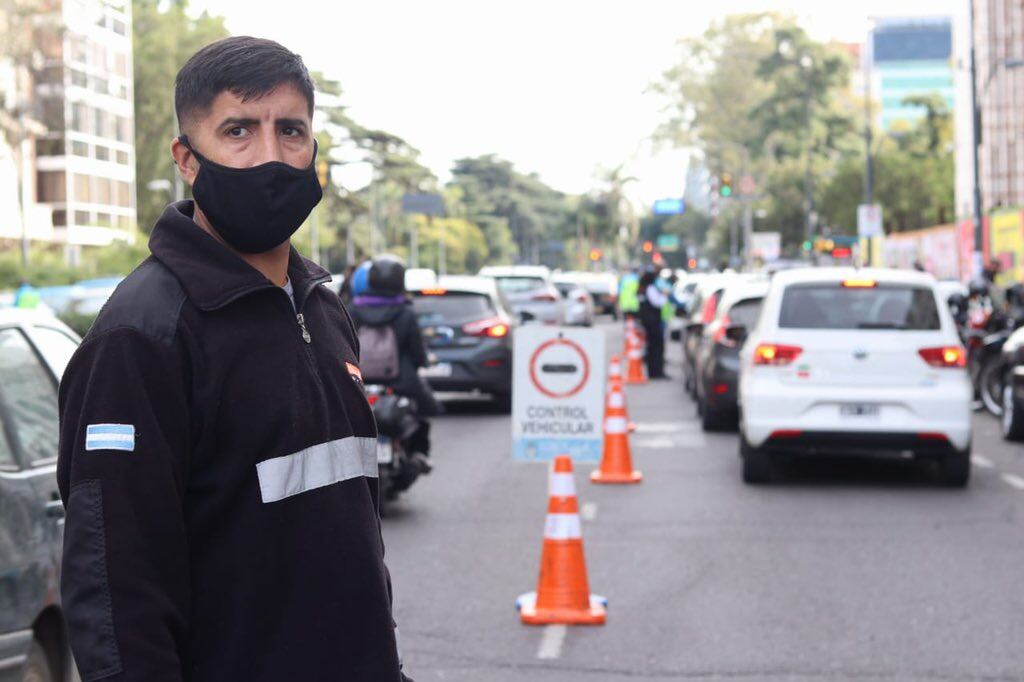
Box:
[574, 292, 589, 303]
[841, 279, 877, 288]
[420, 288, 447, 295]
[753, 343, 802, 366]
[463, 316, 509, 338]
[367, 394, 379, 406]
[918, 346, 966, 368]
[532, 292, 558, 302]
[712, 313, 733, 346]
[770, 429, 803, 439]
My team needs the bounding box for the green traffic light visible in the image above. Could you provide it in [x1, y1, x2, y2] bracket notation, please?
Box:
[802, 240, 812, 251]
[720, 186, 732, 197]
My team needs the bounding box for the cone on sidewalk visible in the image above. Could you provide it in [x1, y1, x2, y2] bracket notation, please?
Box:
[607, 355, 636, 433]
[591, 379, 643, 484]
[623, 326, 647, 385]
[517, 456, 607, 625]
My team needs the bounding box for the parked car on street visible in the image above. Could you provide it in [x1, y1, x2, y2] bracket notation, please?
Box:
[579, 272, 619, 318]
[0, 307, 81, 682]
[478, 265, 565, 326]
[736, 268, 971, 486]
[410, 276, 516, 409]
[694, 279, 769, 431]
[681, 273, 747, 396]
[551, 274, 595, 327]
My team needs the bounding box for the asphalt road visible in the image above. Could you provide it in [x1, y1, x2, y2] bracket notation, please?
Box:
[383, 321, 1024, 681]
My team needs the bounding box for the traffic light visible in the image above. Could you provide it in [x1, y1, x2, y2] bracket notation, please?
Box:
[588, 247, 602, 262]
[316, 160, 330, 188]
[642, 241, 653, 254]
[719, 172, 733, 198]
[687, 258, 697, 270]
[802, 240, 813, 252]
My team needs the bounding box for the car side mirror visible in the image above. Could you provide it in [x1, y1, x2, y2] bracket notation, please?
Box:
[519, 310, 536, 323]
[724, 324, 748, 344]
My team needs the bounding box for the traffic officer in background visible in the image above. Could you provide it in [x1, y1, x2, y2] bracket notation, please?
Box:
[57, 37, 411, 681]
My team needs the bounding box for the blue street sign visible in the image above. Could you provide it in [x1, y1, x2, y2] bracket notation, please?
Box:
[653, 198, 685, 216]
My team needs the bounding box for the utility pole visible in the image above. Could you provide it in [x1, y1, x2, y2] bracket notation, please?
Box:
[863, 26, 875, 267]
[969, 0, 985, 280]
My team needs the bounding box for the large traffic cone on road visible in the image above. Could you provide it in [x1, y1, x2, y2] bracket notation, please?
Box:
[623, 325, 647, 385]
[591, 379, 643, 484]
[517, 456, 607, 625]
[607, 355, 636, 433]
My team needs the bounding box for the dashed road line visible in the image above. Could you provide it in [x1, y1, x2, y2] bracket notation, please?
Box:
[972, 455, 995, 469]
[1001, 473, 1024, 491]
[581, 502, 597, 521]
[536, 624, 567, 659]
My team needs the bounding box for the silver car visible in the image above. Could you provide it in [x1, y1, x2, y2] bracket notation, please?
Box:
[478, 265, 566, 325]
[552, 274, 595, 326]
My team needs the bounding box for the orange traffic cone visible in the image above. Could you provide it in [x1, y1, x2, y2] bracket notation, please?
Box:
[607, 355, 636, 433]
[591, 379, 643, 484]
[517, 456, 607, 625]
[624, 327, 647, 385]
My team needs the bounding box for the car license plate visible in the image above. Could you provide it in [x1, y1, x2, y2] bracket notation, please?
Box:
[420, 362, 452, 378]
[376, 437, 394, 464]
[840, 403, 880, 418]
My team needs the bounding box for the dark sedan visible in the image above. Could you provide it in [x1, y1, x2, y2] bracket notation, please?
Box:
[694, 281, 769, 431]
[410, 276, 516, 410]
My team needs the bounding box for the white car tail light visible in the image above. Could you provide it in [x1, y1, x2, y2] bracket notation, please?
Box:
[753, 343, 803, 366]
[918, 346, 966, 368]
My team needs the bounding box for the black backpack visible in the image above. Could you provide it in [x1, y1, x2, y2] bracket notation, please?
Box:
[358, 324, 401, 383]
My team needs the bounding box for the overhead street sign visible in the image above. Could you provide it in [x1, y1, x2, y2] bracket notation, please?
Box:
[402, 193, 446, 216]
[653, 198, 686, 215]
[512, 327, 606, 461]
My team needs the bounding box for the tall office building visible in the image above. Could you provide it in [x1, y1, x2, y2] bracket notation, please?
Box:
[871, 17, 954, 133]
[972, 0, 1024, 213]
[32, 0, 136, 261]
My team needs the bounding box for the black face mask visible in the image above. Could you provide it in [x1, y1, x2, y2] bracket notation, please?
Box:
[179, 136, 323, 254]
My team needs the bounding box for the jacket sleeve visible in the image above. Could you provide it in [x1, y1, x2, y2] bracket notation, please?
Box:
[57, 327, 191, 682]
[402, 308, 429, 369]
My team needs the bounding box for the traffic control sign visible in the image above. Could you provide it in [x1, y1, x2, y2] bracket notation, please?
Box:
[513, 327, 606, 461]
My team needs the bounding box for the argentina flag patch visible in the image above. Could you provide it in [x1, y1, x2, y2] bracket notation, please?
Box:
[85, 424, 136, 452]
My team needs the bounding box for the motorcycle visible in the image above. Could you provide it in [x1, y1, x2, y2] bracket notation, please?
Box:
[365, 384, 431, 507]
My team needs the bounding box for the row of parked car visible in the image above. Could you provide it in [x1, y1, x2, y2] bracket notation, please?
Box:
[675, 267, 973, 487]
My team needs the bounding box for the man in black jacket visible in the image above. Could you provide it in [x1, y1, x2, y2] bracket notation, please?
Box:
[57, 37, 411, 681]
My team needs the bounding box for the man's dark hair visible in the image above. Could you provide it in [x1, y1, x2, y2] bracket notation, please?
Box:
[174, 36, 315, 131]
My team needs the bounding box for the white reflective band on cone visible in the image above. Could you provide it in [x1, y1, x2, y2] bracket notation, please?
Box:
[549, 472, 576, 497]
[544, 513, 582, 540]
[608, 391, 625, 408]
[605, 416, 628, 434]
[628, 350, 643, 360]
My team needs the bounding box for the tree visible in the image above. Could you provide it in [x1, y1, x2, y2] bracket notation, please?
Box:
[132, 0, 227, 233]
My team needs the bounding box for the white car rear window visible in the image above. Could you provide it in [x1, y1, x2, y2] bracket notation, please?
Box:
[779, 284, 941, 330]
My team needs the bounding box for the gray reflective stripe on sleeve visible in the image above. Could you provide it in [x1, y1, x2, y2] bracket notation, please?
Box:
[256, 436, 378, 503]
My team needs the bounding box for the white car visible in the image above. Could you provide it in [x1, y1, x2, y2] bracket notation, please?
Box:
[551, 273, 595, 326]
[737, 268, 971, 486]
[478, 265, 565, 325]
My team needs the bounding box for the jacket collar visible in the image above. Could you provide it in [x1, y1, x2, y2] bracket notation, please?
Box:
[149, 200, 331, 312]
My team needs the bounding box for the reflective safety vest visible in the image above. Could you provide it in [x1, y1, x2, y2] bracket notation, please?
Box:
[619, 276, 639, 313]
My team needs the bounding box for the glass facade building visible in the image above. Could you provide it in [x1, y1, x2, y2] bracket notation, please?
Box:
[871, 18, 954, 133]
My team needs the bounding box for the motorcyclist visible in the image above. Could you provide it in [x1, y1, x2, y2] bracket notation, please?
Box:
[348, 256, 440, 468]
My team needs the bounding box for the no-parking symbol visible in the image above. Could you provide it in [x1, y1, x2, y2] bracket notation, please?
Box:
[513, 327, 605, 461]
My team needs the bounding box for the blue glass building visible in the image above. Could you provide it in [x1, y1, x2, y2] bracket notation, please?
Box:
[871, 18, 954, 132]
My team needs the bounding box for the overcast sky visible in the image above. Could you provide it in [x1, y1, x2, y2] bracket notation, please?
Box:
[189, 0, 961, 205]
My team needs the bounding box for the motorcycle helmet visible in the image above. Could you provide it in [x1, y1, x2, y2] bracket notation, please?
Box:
[368, 255, 406, 295]
[968, 281, 989, 298]
[350, 261, 373, 297]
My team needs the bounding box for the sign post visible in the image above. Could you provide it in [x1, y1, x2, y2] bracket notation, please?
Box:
[512, 327, 606, 461]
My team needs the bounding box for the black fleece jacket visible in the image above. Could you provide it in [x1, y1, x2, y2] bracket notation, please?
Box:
[57, 201, 410, 682]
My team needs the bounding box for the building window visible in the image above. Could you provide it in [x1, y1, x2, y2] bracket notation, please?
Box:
[112, 19, 126, 36]
[73, 174, 91, 202]
[94, 177, 112, 204]
[71, 69, 87, 88]
[70, 35, 87, 63]
[74, 210, 90, 226]
[114, 53, 127, 77]
[37, 171, 66, 202]
[95, 145, 109, 161]
[71, 140, 88, 157]
[92, 76, 109, 96]
[36, 137, 64, 157]
[118, 215, 131, 230]
[117, 116, 131, 143]
[115, 181, 131, 207]
[52, 209, 67, 227]
[70, 102, 88, 133]
[115, 149, 129, 165]
[96, 212, 111, 227]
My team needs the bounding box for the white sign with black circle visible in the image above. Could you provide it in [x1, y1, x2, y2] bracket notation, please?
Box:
[512, 326, 606, 461]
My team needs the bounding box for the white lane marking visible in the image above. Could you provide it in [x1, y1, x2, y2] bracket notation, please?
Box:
[635, 422, 692, 433]
[1001, 473, 1024, 491]
[537, 624, 567, 659]
[972, 455, 995, 469]
[581, 502, 598, 521]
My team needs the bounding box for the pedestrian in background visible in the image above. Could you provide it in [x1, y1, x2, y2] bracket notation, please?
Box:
[618, 267, 640, 320]
[56, 36, 411, 682]
[638, 269, 669, 379]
